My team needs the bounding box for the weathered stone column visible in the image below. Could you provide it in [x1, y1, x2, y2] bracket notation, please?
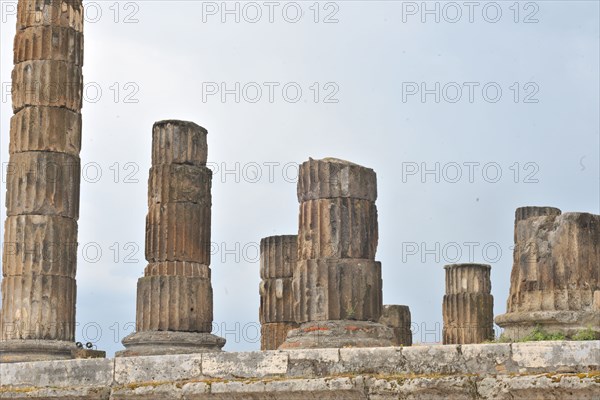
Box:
[380, 305, 412, 346]
[118, 120, 225, 356]
[442, 263, 494, 344]
[281, 158, 394, 349]
[259, 235, 299, 350]
[496, 207, 600, 340]
[0, 0, 83, 363]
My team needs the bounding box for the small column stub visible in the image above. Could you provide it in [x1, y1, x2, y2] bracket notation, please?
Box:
[380, 305, 413, 346]
[281, 158, 394, 349]
[259, 235, 299, 350]
[442, 263, 494, 344]
[118, 120, 224, 357]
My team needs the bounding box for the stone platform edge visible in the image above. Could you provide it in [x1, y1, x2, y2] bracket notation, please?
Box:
[0, 341, 598, 399]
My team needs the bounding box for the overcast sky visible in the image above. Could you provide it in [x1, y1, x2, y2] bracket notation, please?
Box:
[0, 0, 598, 357]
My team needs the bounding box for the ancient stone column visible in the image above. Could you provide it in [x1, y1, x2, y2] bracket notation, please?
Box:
[496, 207, 600, 340]
[118, 120, 225, 356]
[442, 263, 494, 344]
[0, 0, 83, 363]
[259, 235, 299, 350]
[281, 158, 394, 349]
[380, 305, 412, 346]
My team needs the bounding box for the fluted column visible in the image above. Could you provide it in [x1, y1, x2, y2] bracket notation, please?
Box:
[442, 263, 494, 344]
[118, 120, 225, 356]
[0, 0, 83, 363]
[259, 235, 298, 350]
[281, 158, 394, 349]
[496, 207, 600, 340]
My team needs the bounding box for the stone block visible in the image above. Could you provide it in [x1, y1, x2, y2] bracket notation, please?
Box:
[297, 158, 377, 202]
[10, 106, 81, 155]
[12, 60, 82, 112]
[2, 214, 78, 277]
[152, 120, 208, 167]
[293, 259, 382, 322]
[298, 198, 378, 260]
[14, 25, 84, 65]
[5, 151, 80, 219]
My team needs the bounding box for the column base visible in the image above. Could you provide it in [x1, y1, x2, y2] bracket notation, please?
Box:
[0, 340, 76, 363]
[117, 331, 226, 357]
[279, 320, 395, 349]
[495, 310, 600, 340]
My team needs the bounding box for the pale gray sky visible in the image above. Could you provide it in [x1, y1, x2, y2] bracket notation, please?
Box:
[0, 0, 598, 356]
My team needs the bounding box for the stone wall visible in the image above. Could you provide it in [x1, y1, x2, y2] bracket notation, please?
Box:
[1, 341, 598, 399]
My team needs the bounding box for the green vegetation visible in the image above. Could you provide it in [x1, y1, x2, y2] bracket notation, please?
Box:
[520, 325, 566, 341]
[572, 327, 598, 341]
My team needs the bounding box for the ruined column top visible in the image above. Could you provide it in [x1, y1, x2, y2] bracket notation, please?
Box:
[515, 206, 562, 222]
[444, 263, 491, 271]
[152, 120, 208, 167]
[297, 157, 377, 202]
[153, 120, 208, 134]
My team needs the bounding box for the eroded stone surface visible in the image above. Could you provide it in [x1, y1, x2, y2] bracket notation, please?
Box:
[135, 275, 213, 333]
[496, 207, 600, 339]
[2, 215, 78, 277]
[293, 259, 383, 323]
[14, 25, 84, 65]
[297, 158, 377, 202]
[379, 305, 412, 346]
[148, 164, 212, 206]
[152, 120, 208, 167]
[12, 60, 83, 112]
[5, 151, 80, 219]
[261, 322, 299, 350]
[260, 235, 297, 279]
[10, 107, 81, 155]
[298, 198, 378, 260]
[17, 0, 84, 32]
[145, 203, 211, 264]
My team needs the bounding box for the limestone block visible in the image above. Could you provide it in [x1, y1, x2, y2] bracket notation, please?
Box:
[0, 274, 76, 341]
[148, 164, 211, 206]
[152, 120, 208, 167]
[145, 203, 211, 265]
[12, 60, 83, 112]
[297, 158, 377, 202]
[379, 305, 412, 346]
[261, 322, 298, 350]
[10, 106, 81, 155]
[2, 215, 78, 278]
[14, 25, 83, 65]
[298, 198, 378, 260]
[135, 275, 213, 333]
[260, 235, 297, 279]
[6, 151, 80, 219]
[17, 0, 84, 32]
[260, 277, 294, 323]
[293, 259, 382, 323]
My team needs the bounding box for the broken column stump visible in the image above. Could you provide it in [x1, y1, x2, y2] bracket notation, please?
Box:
[442, 263, 494, 344]
[118, 120, 225, 356]
[380, 305, 413, 346]
[281, 158, 394, 349]
[0, 0, 84, 363]
[259, 235, 299, 350]
[495, 207, 600, 340]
